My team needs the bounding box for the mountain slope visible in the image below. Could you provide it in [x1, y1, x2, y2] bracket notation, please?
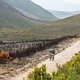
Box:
[2, 0, 58, 21]
[0, 14, 80, 41]
[38, 14, 80, 38]
[48, 10, 80, 19]
[0, 0, 43, 28]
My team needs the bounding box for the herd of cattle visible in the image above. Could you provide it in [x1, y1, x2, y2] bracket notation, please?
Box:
[0, 41, 55, 58]
[0, 35, 78, 62]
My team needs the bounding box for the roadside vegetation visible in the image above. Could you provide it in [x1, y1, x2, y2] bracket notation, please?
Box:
[28, 53, 80, 80]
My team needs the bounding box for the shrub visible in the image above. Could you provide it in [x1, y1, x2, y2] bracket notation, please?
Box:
[28, 53, 80, 80]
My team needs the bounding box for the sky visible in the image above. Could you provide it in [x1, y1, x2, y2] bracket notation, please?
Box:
[31, 0, 80, 11]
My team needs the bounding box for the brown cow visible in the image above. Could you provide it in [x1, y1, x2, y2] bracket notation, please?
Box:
[0, 51, 13, 61]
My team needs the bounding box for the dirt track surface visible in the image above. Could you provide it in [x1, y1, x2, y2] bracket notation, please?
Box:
[10, 38, 80, 80]
[38, 39, 80, 73]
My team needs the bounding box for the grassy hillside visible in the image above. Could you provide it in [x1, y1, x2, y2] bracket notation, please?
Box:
[2, 0, 58, 21]
[37, 14, 80, 37]
[0, 0, 45, 28]
[0, 14, 80, 41]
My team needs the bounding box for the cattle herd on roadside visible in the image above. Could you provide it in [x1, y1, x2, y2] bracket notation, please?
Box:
[0, 35, 78, 62]
[0, 41, 55, 58]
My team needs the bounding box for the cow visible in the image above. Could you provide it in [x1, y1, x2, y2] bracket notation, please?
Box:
[0, 50, 13, 62]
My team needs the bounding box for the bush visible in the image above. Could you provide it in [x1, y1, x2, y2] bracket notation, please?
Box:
[28, 53, 80, 80]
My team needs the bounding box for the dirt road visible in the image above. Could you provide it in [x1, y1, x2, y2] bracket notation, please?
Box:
[11, 38, 80, 80]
